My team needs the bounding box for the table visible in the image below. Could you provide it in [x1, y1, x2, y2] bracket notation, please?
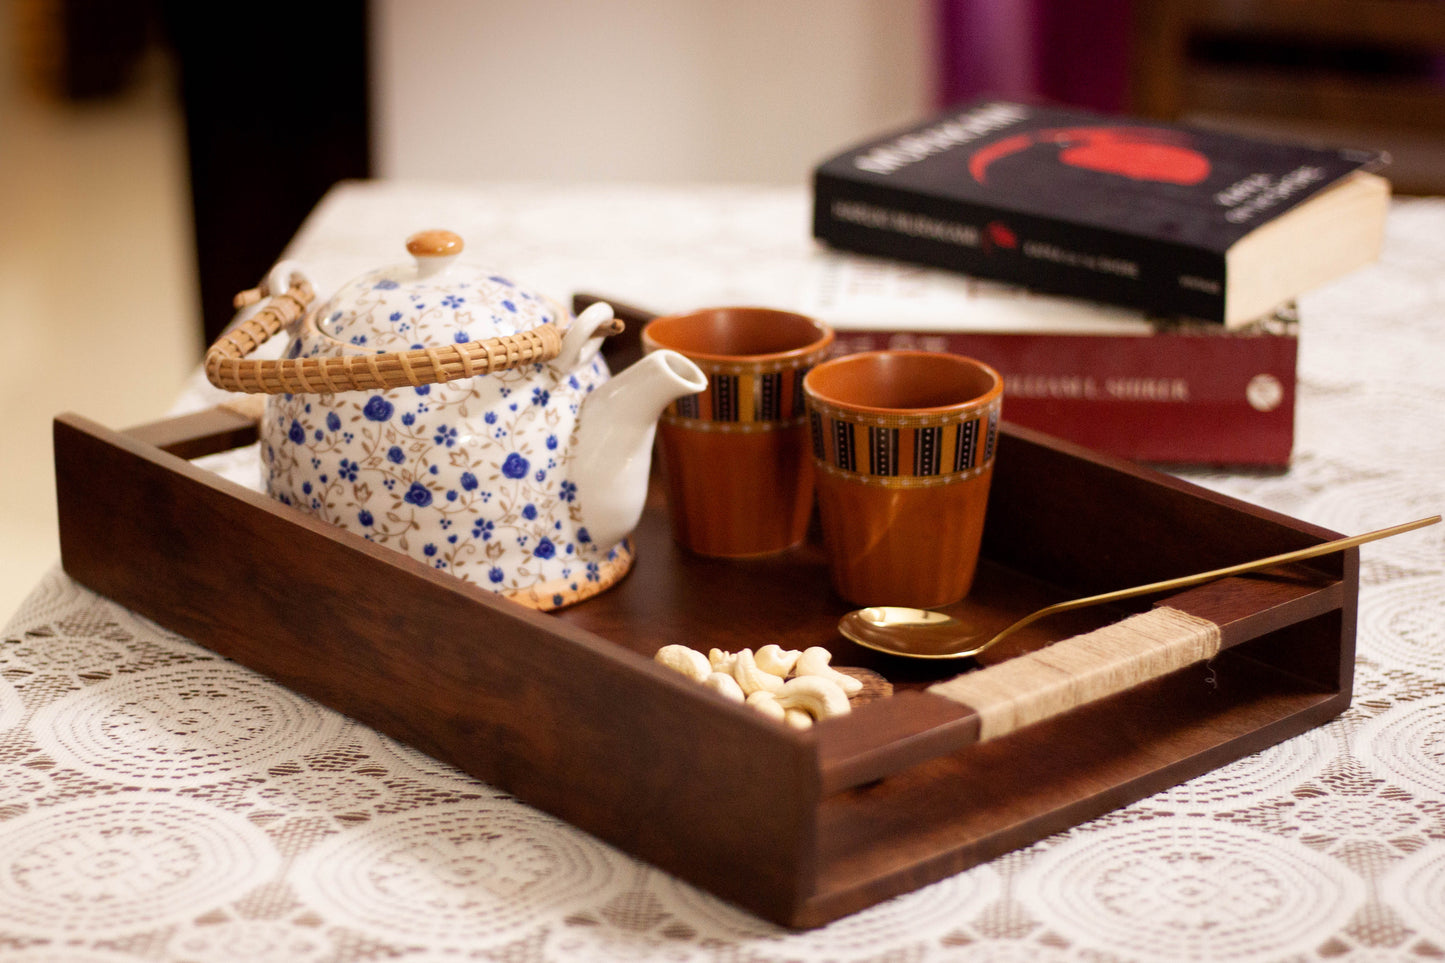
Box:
[4, 183, 1442, 961]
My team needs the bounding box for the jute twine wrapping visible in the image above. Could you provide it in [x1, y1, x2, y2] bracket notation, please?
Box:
[928, 606, 1222, 741]
[204, 278, 566, 395]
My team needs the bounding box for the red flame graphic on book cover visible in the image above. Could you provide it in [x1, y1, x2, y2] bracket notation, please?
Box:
[985, 221, 1017, 251]
[969, 126, 1211, 186]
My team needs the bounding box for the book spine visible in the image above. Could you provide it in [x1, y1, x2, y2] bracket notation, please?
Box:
[813, 173, 1230, 324]
[829, 327, 1295, 466]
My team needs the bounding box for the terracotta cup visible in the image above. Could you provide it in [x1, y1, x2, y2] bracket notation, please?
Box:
[803, 350, 1003, 608]
[641, 308, 835, 557]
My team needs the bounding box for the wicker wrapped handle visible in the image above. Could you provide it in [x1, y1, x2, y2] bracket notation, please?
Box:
[204, 271, 568, 395]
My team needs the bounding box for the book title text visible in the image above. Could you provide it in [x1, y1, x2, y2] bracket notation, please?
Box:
[852, 102, 1029, 175]
[1216, 165, 1328, 224]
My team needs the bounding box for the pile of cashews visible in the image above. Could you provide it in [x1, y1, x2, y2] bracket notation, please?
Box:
[654, 644, 863, 728]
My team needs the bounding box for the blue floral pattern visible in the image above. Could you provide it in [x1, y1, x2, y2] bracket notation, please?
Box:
[262, 263, 616, 599]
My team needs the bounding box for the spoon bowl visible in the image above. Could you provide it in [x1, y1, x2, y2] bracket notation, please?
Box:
[839, 515, 1439, 660]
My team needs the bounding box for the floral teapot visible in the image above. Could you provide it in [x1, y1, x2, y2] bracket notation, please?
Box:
[205, 230, 706, 609]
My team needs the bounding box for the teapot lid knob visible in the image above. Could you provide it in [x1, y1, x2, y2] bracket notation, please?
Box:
[406, 229, 464, 257]
[406, 230, 464, 277]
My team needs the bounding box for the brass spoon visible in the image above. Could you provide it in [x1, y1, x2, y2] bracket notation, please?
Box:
[838, 515, 1440, 660]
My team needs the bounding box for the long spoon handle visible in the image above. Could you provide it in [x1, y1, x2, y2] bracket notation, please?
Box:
[986, 514, 1440, 649]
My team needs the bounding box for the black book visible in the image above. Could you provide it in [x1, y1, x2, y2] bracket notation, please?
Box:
[812, 99, 1390, 327]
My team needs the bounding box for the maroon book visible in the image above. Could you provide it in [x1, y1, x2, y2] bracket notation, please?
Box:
[800, 254, 1297, 467]
[813, 99, 1388, 327]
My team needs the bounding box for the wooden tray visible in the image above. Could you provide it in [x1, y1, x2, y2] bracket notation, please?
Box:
[53, 388, 1355, 929]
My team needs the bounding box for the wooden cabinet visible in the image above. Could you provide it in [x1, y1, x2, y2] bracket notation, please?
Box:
[1130, 0, 1445, 194]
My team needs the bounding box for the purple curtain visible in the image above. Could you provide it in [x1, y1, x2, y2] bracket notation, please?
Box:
[935, 0, 1133, 112]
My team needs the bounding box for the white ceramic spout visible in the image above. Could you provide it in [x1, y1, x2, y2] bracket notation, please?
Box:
[573, 347, 706, 552]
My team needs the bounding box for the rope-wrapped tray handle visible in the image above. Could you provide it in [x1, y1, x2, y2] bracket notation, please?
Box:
[204, 269, 567, 395]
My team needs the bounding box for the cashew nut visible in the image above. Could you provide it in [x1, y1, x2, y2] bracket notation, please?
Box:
[731, 648, 785, 695]
[702, 671, 745, 702]
[783, 708, 815, 730]
[654, 643, 863, 725]
[793, 646, 864, 695]
[774, 675, 851, 720]
[654, 644, 711, 682]
[745, 690, 787, 721]
[755, 644, 802, 678]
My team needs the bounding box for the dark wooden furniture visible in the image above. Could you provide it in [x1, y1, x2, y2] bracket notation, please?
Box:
[53, 398, 1356, 928]
[1131, 0, 1445, 194]
[158, 1, 371, 345]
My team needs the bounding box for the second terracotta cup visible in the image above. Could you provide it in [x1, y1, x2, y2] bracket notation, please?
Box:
[803, 350, 1003, 608]
[642, 308, 835, 557]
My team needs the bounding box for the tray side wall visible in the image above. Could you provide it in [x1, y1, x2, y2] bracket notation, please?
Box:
[53, 413, 821, 924]
[804, 626, 1352, 925]
[985, 423, 1347, 594]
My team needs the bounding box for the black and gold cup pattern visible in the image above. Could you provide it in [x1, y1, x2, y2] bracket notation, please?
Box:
[661, 359, 818, 433]
[806, 398, 1001, 488]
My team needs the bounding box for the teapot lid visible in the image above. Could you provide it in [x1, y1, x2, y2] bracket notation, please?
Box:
[314, 230, 568, 354]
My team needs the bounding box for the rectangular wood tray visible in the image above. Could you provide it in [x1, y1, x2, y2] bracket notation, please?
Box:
[53, 393, 1355, 929]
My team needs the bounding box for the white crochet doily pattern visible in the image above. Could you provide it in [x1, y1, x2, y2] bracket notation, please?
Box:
[4, 185, 1443, 960]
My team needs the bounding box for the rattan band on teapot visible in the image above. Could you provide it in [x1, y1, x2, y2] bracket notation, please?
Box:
[204, 272, 567, 395]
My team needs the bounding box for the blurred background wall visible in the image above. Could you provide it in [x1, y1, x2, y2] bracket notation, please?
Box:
[372, 0, 932, 184]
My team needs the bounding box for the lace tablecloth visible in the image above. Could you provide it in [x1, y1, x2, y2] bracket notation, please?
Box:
[4, 183, 1443, 962]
